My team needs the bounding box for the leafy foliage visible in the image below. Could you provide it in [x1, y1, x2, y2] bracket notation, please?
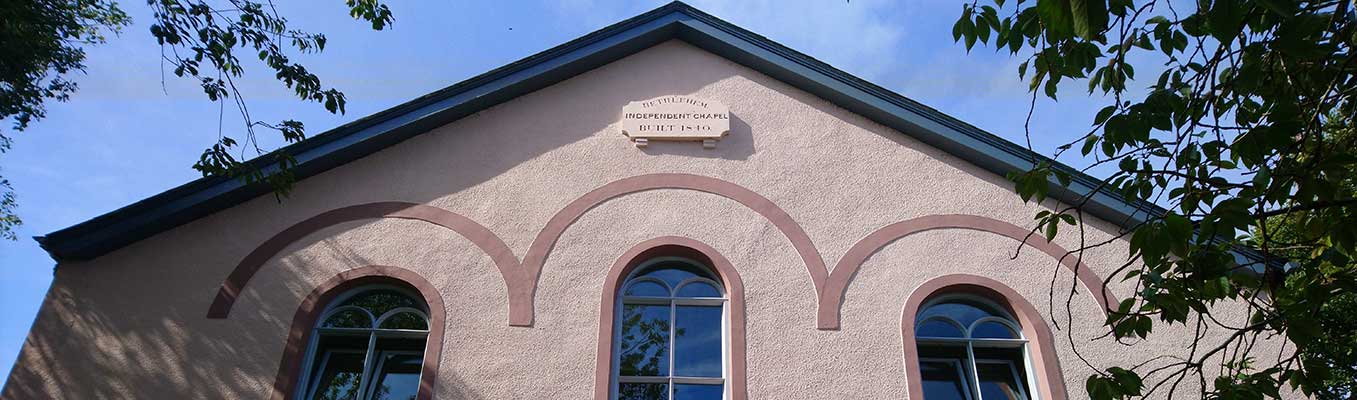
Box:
[0, 0, 392, 240]
[0, 0, 130, 240]
[953, 0, 1356, 398]
[147, 0, 392, 199]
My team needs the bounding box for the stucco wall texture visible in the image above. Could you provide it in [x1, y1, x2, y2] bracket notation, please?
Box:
[2, 41, 1281, 399]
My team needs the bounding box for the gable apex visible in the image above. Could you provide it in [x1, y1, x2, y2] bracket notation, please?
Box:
[38, 1, 1165, 262]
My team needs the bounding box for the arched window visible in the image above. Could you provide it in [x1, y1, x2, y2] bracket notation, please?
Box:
[613, 257, 728, 400]
[915, 296, 1034, 400]
[297, 285, 431, 400]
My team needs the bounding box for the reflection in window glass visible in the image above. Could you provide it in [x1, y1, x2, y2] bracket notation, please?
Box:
[675, 282, 722, 298]
[919, 360, 970, 400]
[618, 383, 668, 400]
[300, 287, 430, 400]
[369, 353, 421, 400]
[976, 363, 1025, 400]
[674, 305, 723, 377]
[311, 352, 365, 400]
[970, 321, 1017, 339]
[917, 319, 965, 338]
[619, 304, 671, 376]
[673, 383, 724, 400]
[626, 280, 670, 297]
[918, 301, 996, 328]
[341, 290, 420, 321]
[616, 259, 726, 400]
[914, 298, 1031, 400]
[323, 309, 373, 329]
[639, 265, 702, 288]
[378, 312, 428, 330]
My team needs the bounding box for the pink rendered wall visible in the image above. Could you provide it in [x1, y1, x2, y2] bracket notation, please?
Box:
[2, 41, 1279, 399]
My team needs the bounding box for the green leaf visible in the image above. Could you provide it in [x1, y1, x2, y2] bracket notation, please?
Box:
[1094, 105, 1117, 125]
[1070, 0, 1109, 40]
[1206, 0, 1246, 41]
[1037, 0, 1075, 39]
[953, 15, 968, 41]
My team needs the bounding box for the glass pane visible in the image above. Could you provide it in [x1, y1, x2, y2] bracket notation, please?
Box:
[919, 301, 1000, 328]
[916, 319, 965, 338]
[308, 351, 365, 400]
[675, 282, 722, 298]
[618, 382, 668, 400]
[971, 321, 1018, 339]
[674, 305, 723, 377]
[378, 312, 428, 330]
[342, 290, 422, 319]
[919, 360, 970, 400]
[625, 280, 670, 297]
[371, 353, 423, 400]
[639, 263, 714, 288]
[674, 383, 723, 400]
[618, 304, 670, 376]
[322, 309, 372, 329]
[977, 362, 1028, 400]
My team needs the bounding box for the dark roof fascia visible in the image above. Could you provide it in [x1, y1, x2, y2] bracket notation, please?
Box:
[40, 1, 1232, 267]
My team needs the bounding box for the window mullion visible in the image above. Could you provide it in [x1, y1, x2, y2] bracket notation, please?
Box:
[966, 342, 982, 400]
[357, 331, 379, 400]
[668, 298, 677, 400]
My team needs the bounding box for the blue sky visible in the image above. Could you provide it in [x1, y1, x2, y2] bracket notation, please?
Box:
[0, 0, 1123, 383]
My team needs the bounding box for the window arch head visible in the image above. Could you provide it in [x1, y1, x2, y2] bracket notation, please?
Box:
[300, 285, 430, 400]
[614, 257, 728, 400]
[915, 295, 1033, 400]
[915, 296, 1023, 340]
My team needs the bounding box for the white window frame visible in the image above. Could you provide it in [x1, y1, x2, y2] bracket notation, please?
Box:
[611, 256, 730, 400]
[296, 285, 431, 400]
[915, 295, 1040, 400]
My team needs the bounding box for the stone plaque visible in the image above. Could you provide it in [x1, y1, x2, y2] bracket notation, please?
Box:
[622, 95, 729, 148]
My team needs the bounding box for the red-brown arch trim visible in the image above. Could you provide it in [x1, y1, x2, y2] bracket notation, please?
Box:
[520, 173, 824, 326]
[270, 265, 445, 400]
[593, 237, 747, 400]
[209, 174, 824, 327]
[205, 202, 523, 323]
[819, 214, 1117, 329]
[901, 274, 1068, 400]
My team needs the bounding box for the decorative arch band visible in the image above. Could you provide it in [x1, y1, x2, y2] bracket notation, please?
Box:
[817, 214, 1117, 329]
[206, 173, 1117, 330]
[206, 173, 826, 326]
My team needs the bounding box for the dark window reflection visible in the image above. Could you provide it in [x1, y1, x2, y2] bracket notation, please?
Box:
[342, 290, 420, 320]
[971, 321, 1017, 339]
[618, 383, 668, 400]
[976, 362, 1025, 400]
[619, 304, 671, 376]
[311, 352, 365, 400]
[919, 360, 969, 400]
[916, 319, 965, 338]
